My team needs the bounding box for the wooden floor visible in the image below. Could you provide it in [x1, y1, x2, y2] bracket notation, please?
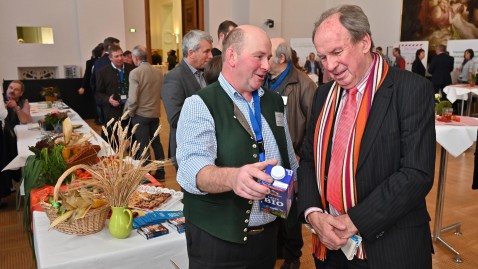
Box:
[1, 108, 478, 268]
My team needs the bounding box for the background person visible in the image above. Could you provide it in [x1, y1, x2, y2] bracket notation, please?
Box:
[412, 48, 426, 77]
[392, 47, 406, 69]
[1, 81, 33, 202]
[428, 44, 454, 97]
[266, 37, 317, 269]
[457, 48, 475, 83]
[161, 30, 213, 168]
[211, 20, 238, 56]
[126, 45, 165, 180]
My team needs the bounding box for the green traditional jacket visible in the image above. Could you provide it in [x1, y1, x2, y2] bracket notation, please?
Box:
[182, 81, 290, 244]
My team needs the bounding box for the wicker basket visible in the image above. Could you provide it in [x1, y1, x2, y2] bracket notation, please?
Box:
[40, 165, 110, 235]
[41, 202, 110, 235]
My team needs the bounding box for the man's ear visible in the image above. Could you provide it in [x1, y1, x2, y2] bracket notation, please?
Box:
[225, 47, 236, 67]
[280, 54, 286, 64]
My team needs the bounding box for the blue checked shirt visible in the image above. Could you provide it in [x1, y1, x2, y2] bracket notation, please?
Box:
[176, 73, 298, 226]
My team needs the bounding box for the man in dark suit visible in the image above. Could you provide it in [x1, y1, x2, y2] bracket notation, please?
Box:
[95, 45, 134, 143]
[298, 5, 435, 269]
[161, 30, 213, 167]
[90, 37, 120, 125]
[428, 44, 454, 97]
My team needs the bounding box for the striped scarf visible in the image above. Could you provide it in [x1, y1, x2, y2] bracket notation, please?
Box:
[312, 53, 388, 260]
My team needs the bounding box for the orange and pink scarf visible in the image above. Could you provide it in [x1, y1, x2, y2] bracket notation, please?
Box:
[312, 53, 389, 260]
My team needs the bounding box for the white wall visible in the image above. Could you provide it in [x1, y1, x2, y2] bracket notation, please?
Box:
[0, 0, 126, 80]
[205, 0, 403, 52]
[0, 0, 404, 80]
[124, 0, 146, 51]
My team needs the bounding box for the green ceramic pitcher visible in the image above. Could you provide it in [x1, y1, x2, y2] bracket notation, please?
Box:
[108, 206, 133, 239]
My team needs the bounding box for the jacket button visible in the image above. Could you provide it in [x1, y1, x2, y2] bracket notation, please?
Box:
[246, 210, 251, 214]
[249, 200, 253, 204]
[233, 115, 237, 119]
[252, 144, 257, 148]
[244, 237, 247, 241]
[244, 228, 248, 232]
[245, 219, 249, 223]
[253, 154, 258, 158]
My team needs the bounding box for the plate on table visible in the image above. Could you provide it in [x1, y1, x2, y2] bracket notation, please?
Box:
[128, 186, 183, 211]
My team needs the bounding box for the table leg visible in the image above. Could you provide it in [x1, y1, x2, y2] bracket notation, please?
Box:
[461, 100, 465, 116]
[432, 146, 463, 263]
[467, 92, 473, 116]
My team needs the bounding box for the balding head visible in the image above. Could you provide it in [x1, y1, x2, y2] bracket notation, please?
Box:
[222, 25, 272, 98]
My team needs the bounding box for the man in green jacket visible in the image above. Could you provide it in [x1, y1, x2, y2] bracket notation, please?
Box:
[176, 25, 299, 269]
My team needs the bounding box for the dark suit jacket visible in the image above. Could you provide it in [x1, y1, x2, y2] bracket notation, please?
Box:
[95, 63, 134, 121]
[412, 59, 426, 77]
[90, 54, 111, 93]
[428, 53, 454, 87]
[298, 68, 436, 269]
[161, 59, 202, 159]
[304, 60, 320, 75]
[81, 58, 95, 91]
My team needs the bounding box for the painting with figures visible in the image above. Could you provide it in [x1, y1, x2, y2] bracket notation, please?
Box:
[401, 0, 478, 50]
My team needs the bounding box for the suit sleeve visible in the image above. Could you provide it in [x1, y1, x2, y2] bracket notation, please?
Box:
[95, 69, 111, 106]
[162, 72, 186, 128]
[127, 69, 139, 116]
[347, 73, 436, 242]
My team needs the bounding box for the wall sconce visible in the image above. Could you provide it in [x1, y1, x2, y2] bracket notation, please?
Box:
[265, 19, 274, 28]
[168, 32, 179, 44]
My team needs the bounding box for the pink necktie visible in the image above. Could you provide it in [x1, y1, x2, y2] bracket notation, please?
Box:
[327, 87, 358, 212]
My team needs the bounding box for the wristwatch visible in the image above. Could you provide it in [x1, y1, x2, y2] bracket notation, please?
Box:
[14, 106, 21, 112]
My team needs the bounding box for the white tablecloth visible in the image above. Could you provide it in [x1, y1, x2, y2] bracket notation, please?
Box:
[33, 208, 188, 269]
[435, 116, 478, 157]
[2, 103, 107, 172]
[443, 84, 478, 103]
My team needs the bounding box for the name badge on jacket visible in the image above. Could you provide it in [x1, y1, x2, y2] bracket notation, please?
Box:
[275, 112, 284, 127]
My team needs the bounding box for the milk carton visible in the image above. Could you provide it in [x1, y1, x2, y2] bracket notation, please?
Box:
[259, 164, 295, 218]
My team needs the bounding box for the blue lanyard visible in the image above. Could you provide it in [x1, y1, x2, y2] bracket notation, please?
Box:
[266, 62, 292, 91]
[247, 91, 265, 161]
[118, 68, 125, 94]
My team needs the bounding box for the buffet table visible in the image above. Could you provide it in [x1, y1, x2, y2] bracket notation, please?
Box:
[2, 101, 107, 172]
[433, 116, 478, 263]
[443, 84, 478, 116]
[33, 209, 188, 269]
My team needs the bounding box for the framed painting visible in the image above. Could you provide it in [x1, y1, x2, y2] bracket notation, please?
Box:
[401, 0, 478, 50]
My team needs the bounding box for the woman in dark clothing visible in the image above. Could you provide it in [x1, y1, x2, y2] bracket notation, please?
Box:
[412, 48, 426, 76]
[167, 50, 177, 71]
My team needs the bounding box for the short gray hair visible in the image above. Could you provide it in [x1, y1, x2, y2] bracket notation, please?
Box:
[132, 45, 147, 61]
[182, 30, 213, 58]
[273, 41, 292, 64]
[312, 5, 374, 52]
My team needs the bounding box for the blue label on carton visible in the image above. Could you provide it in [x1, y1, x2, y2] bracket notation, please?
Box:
[259, 164, 295, 219]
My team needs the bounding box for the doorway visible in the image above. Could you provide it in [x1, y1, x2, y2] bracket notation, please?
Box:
[145, 0, 204, 66]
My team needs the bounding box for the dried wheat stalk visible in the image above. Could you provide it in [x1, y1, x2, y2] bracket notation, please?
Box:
[54, 112, 170, 207]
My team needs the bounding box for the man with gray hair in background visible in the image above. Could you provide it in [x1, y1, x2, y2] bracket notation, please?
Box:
[126, 45, 165, 180]
[265, 37, 317, 269]
[162, 30, 213, 167]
